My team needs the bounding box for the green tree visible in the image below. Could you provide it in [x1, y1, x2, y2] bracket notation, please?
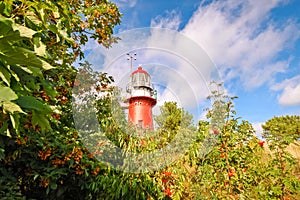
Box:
[262, 115, 300, 199]
[155, 102, 195, 145]
[187, 82, 300, 199]
[0, 0, 121, 199]
[189, 83, 259, 199]
[263, 115, 300, 141]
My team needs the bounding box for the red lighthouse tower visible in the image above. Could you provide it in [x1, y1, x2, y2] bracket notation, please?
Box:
[126, 66, 157, 130]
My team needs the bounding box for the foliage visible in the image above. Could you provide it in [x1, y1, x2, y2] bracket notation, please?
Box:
[263, 115, 300, 141]
[0, 0, 121, 133]
[58, 62, 183, 199]
[262, 115, 300, 199]
[0, 0, 121, 199]
[185, 83, 300, 199]
[188, 83, 258, 199]
[1, 0, 300, 199]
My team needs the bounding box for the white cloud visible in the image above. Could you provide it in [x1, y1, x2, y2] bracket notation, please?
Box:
[84, 0, 300, 121]
[278, 84, 300, 105]
[252, 122, 264, 139]
[143, 28, 220, 116]
[271, 74, 300, 90]
[80, 39, 99, 52]
[271, 75, 300, 105]
[180, 0, 300, 89]
[84, 28, 220, 122]
[112, 0, 137, 8]
[150, 10, 181, 30]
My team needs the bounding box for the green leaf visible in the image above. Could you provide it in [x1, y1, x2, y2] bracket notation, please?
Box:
[41, 60, 53, 70]
[48, 24, 73, 43]
[16, 96, 52, 113]
[12, 21, 36, 38]
[53, 10, 60, 19]
[6, 128, 11, 138]
[8, 66, 20, 82]
[0, 120, 8, 136]
[48, 24, 60, 43]
[0, 65, 11, 86]
[132, 180, 136, 189]
[9, 113, 20, 132]
[32, 110, 51, 130]
[0, 42, 53, 70]
[0, 86, 18, 101]
[19, 66, 33, 74]
[39, 8, 45, 23]
[42, 80, 58, 98]
[2, 101, 25, 114]
[10, 114, 16, 128]
[0, 16, 36, 39]
[0, 1, 13, 17]
[0, 24, 22, 42]
[0, 16, 18, 38]
[122, 183, 128, 196]
[33, 36, 46, 57]
[26, 12, 42, 26]
[25, 66, 43, 79]
[58, 29, 73, 43]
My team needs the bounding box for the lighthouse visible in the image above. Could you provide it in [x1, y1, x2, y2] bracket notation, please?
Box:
[126, 66, 157, 130]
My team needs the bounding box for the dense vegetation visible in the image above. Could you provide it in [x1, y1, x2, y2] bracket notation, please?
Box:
[1, 0, 300, 199]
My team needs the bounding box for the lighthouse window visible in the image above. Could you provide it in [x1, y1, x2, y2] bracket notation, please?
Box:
[139, 74, 145, 86]
[144, 75, 151, 87]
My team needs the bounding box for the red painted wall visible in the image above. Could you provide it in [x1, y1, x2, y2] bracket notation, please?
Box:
[128, 96, 156, 130]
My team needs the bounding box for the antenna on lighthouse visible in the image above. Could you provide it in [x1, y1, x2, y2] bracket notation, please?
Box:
[126, 52, 137, 73]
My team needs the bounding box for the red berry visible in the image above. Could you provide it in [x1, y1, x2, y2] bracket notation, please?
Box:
[213, 129, 219, 134]
[259, 141, 265, 147]
[162, 171, 172, 177]
[162, 179, 167, 183]
[283, 196, 291, 200]
[52, 113, 61, 120]
[228, 172, 235, 177]
[164, 188, 172, 196]
[140, 139, 146, 146]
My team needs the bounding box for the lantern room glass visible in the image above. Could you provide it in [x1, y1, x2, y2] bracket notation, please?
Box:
[131, 72, 151, 89]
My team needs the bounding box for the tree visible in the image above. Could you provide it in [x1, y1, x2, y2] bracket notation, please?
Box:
[188, 83, 259, 199]
[187, 82, 300, 199]
[155, 101, 195, 145]
[0, 0, 121, 198]
[2, 1, 300, 198]
[263, 115, 300, 141]
[262, 115, 300, 199]
[0, 0, 121, 133]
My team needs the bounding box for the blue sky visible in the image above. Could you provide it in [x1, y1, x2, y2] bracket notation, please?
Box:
[85, 0, 300, 136]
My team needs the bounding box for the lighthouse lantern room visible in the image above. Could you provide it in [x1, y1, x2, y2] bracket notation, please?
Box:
[126, 66, 157, 130]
